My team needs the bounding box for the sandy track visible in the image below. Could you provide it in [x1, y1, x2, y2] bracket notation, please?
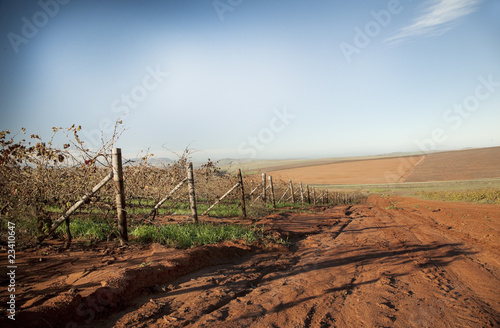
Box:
[3, 196, 499, 327]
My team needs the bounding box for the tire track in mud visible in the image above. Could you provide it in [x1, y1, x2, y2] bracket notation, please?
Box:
[85, 206, 358, 328]
[9, 242, 268, 328]
[255, 217, 361, 327]
[18, 198, 500, 328]
[366, 199, 500, 327]
[209, 206, 359, 328]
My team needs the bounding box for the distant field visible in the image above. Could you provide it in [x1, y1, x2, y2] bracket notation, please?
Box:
[403, 147, 500, 182]
[312, 179, 500, 196]
[258, 146, 500, 186]
[268, 156, 423, 184]
[225, 153, 423, 175]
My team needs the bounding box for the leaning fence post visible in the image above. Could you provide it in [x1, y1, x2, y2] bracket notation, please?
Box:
[187, 162, 198, 223]
[202, 182, 240, 215]
[261, 173, 267, 203]
[112, 148, 128, 245]
[144, 178, 187, 221]
[269, 176, 276, 209]
[237, 169, 246, 218]
[37, 171, 113, 244]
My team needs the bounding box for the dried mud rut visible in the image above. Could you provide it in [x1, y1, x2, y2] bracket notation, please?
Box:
[4, 195, 500, 328]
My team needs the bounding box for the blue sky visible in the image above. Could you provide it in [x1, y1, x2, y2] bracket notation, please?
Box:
[1, 0, 499, 160]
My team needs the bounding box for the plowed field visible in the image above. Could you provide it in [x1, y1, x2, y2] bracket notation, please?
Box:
[403, 147, 500, 182]
[266, 146, 500, 184]
[270, 156, 423, 185]
[2, 195, 499, 327]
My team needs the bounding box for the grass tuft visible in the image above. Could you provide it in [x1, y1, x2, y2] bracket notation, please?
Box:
[130, 223, 258, 248]
[56, 219, 117, 241]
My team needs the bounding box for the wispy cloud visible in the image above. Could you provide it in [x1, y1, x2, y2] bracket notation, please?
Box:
[386, 0, 482, 45]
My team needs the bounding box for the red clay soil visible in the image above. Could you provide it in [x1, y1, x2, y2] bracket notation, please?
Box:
[1, 195, 499, 327]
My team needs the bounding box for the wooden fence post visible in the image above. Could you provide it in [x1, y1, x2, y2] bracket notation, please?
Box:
[261, 173, 267, 203]
[312, 187, 316, 205]
[112, 148, 128, 245]
[269, 176, 276, 209]
[237, 169, 246, 218]
[289, 179, 295, 204]
[187, 162, 198, 223]
[64, 218, 71, 249]
[299, 182, 305, 205]
[306, 184, 311, 204]
[326, 189, 329, 204]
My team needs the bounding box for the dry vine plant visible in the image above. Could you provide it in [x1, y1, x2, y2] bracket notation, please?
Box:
[0, 120, 244, 246]
[0, 121, 124, 245]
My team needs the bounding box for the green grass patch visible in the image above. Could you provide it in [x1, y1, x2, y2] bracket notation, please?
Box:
[55, 218, 118, 241]
[316, 179, 500, 196]
[416, 189, 500, 204]
[130, 223, 258, 248]
[385, 200, 403, 210]
[55, 218, 261, 248]
[126, 199, 242, 217]
[45, 199, 243, 217]
[134, 202, 242, 217]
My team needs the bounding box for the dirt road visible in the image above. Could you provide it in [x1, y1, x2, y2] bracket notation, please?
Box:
[4, 195, 500, 327]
